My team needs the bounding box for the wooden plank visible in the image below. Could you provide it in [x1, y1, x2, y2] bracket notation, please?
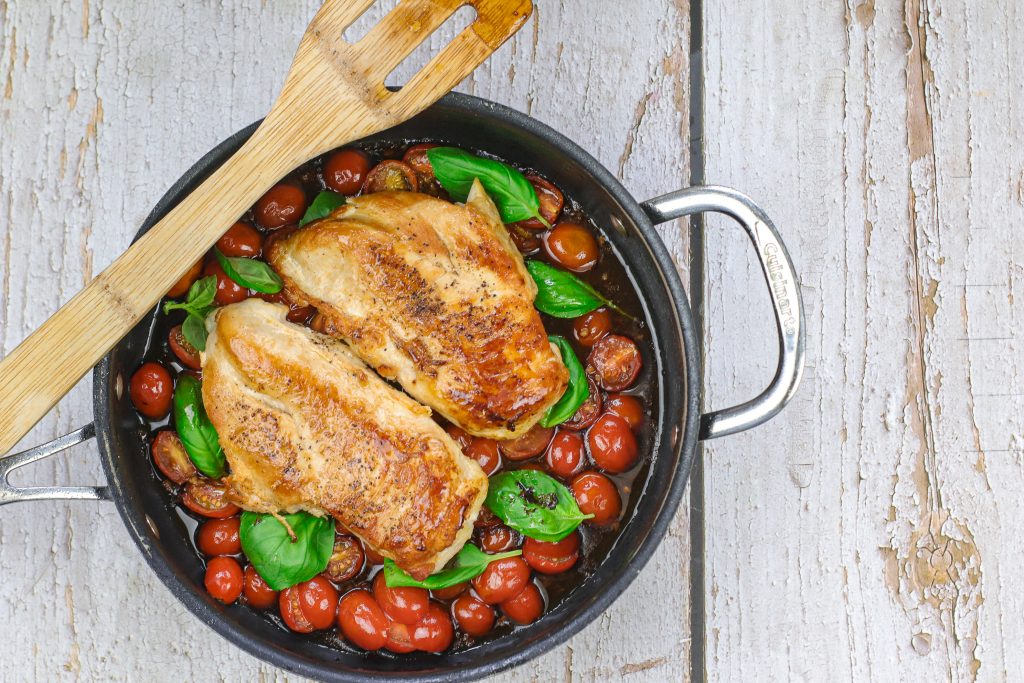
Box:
[0, 1, 692, 680]
[702, 0, 1022, 679]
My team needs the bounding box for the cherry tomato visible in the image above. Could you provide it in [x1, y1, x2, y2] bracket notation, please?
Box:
[280, 576, 339, 633]
[216, 221, 264, 258]
[167, 259, 203, 298]
[499, 424, 554, 461]
[324, 535, 365, 583]
[204, 556, 243, 603]
[500, 582, 544, 625]
[362, 160, 419, 194]
[150, 430, 196, 484]
[516, 175, 564, 230]
[430, 582, 468, 601]
[562, 380, 602, 431]
[508, 223, 542, 254]
[544, 222, 599, 272]
[474, 507, 501, 528]
[254, 182, 307, 228]
[337, 589, 389, 650]
[587, 413, 639, 473]
[478, 524, 522, 554]
[196, 517, 241, 556]
[471, 556, 531, 605]
[445, 424, 473, 450]
[452, 594, 496, 637]
[402, 143, 441, 192]
[363, 545, 386, 566]
[571, 471, 621, 525]
[384, 619, 416, 653]
[323, 148, 371, 195]
[203, 258, 248, 305]
[243, 565, 278, 609]
[523, 532, 580, 574]
[588, 334, 642, 391]
[544, 430, 585, 478]
[410, 602, 454, 653]
[573, 309, 612, 347]
[605, 394, 644, 430]
[256, 290, 315, 324]
[168, 325, 202, 370]
[464, 437, 501, 475]
[262, 225, 296, 259]
[181, 479, 240, 519]
[373, 571, 429, 625]
[129, 362, 172, 419]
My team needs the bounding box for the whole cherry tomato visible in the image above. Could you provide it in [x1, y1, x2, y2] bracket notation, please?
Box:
[544, 430, 585, 478]
[430, 582, 468, 601]
[587, 413, 639, 473]
[337, 589, 389, 650]
[254, 183, 307, 228]
[571, 471, 622, 525]
[167, 259, 203, 298]
[150, 430, 196, 484]
[323, 148, 371, 195]
[373, 571, 429, 625]
[204, 556, 243, 604]
[280, 576, 338, 633]
[477, 524, 522, 554]
[605, 394, 644, 430]
[216, 221, 264, 257]
[196, 516, 241, 556]
[243, 565, 278, 609]
[464, 437, 501, 475]
[129, 362, 172, 419]
[452, 594, 496, 637]
[410, 602, 454, 653]
[516, 175, 563, 231]
[522, 532, 580, 574]
[203, 258, 248, 305]
[471, 556, 531, 605]
[384, 619, 416, 654]
[500, 582, 544, 625]
[573, 309, 612, 347]
[445, 424, 473, 449]
[544, 222, 599, 272]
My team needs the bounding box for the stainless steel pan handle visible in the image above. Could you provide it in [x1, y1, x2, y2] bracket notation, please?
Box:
[641, 185, 805, 440]
[0, 423, 110, 504]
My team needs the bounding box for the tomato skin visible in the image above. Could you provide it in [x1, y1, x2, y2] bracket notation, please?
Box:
[464, 437, 501, 475]
[544, 222, 599, 272]
[196, 517, 241, 556]
[168, 325, 202, 370]
[430, 581, 468, 601]
[384, 619, 416, 653]
[573, 309, 612, 347]
[474, 506, 501, 529]
[605, 394, 644, 430]
[471, 556, 531, 605]
[129, 362, 173, 419]
[150, 430, 196, 484]
[323, 535, 364, 583]
[216, 221, 263, 257]
[181, 479, 240, 519]
[362, 160, 419, 193]
[337, 589, 389, 651]
[402, 143, 441, 193]
[167, 259, 203, 298]
[588, 334, 642, 391]
[571, 471, 622, 525]
[410, 602, 454, 653]
[254, 183, 307, 228]
[373, 571, 429, 625]
[445, 424, 472, 449]
[562, 380, 602, 431]
[544, 430, 585, 479]
[203, 258, 248, 305]
[499, 424, 554, 461]
[477, 524, 522, 554]
[500, 582, 544, 625]
[323, 148, 371, 195]
[587, 413, 639, 473]
[508, 223, 542, 254]
[523, 532, 580, 574]
[204, 556, 243, 604]
[243, 565, 278, 609]
[452, 594, 496, 637]
[281, 577, 339, 632]
[516, 175, 564, 230]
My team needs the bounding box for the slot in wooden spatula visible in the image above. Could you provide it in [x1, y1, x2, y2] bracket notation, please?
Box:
[0, 0, 532, 454]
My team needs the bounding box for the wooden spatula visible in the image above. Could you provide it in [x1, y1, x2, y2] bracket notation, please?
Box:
[0, 0, 532, 454]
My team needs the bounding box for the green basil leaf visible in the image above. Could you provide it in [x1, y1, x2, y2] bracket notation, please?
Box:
[239, 511, 335, 591]
[163, 275, 217, 314]
[383, 544, 522, 589]
[214, 248, 283, 294]
[300, 190, 346, 226]
[172, 374, 225, 478]
[526, 260, 624, 318]
[427, 147, 548, 226]
[485, 470, 592, 542]
[540, 335, 589, 427]
[181, 313, 209, 352]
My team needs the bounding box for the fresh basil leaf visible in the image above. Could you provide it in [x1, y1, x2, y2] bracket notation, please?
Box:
[214, 248, 283, 294]
[164, 275, 217, 314]
[485, 470, 593, 542]
[181, 313, 209, 352]
[427, 147, 548, 226]
[172, 374, 225, 478]
[383, 544, 522, 589]
[239, 511, 335, 591]
[300, 190, 346, 226]
[540, 336, 589, 427]
[525, 260, 624, 318]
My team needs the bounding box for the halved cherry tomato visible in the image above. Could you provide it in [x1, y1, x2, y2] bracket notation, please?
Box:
[324, 535, 364, 583]
[216, 221, 263, 257]
[562, 380, 602, 431]
[452, 594, 495, 637]
[150, 430, 196, 484]
[362, 160, 418, 194]
[373, 571, 429, 625]
[130, 362, 173, 419]
[588, 334, 642, 391]
[499, 424, 554, 461]
[323, 148, 371, 195]
[430, 582, 468, 601]
[587, 413, 639, 473]
[471, 556, 531, 605]
[516, 175, 564, 230]
[523, 532, 579, 574]
[445, 424, 473, 450]
[168, 325, 202, 369]
[384, 618, 416, 653]
[204, 556, 243, 603]
[508, 223, 542, 254]
[167, 259, 203, 298]
[478, 524, 522, 554]
[544, 430, 585, 479]
[571, 471, 621, 525]
[573, 308, 612, 347]
[605, 394, 644, 430]
[464, 437, 501, 475]
[544, 221, 600, 272]
[402, 143, 441, 193]
[196, 516, 241, 556]
[337, 589, 389, 650]
[254, 182, 307, 228]
[243, 565, 278, 609]
[500, 582, 544, 625]
[203, 258, 248, 305]
[181, 479, 240, 519]
[280, 576, 338, 633]
[410, 602, 454, 653]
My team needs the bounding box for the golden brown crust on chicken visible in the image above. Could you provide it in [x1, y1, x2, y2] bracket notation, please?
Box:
[266, 181, 568, 439]
[201, 299, 487, 579]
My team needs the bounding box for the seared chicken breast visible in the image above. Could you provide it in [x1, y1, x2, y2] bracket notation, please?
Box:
[266, 181, 569, 439]
[201, 299, 487, 579]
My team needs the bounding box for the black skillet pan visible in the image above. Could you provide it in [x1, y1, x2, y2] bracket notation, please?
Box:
[0, 92, 804, 681]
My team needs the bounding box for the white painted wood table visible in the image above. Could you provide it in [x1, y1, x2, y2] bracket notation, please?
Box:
[0, 1, 1019, 681]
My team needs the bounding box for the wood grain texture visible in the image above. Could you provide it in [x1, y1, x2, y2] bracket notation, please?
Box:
[703, 0, 1022, 679]
[0, 1, 691, 680]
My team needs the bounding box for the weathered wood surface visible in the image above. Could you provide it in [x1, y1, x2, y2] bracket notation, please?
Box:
[703, 0, 1022, 680]
[0, 1, 691, 681]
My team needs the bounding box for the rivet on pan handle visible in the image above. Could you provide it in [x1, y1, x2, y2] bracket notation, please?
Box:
[641, 186, 806, 440]
[0, 424, 110, 504]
